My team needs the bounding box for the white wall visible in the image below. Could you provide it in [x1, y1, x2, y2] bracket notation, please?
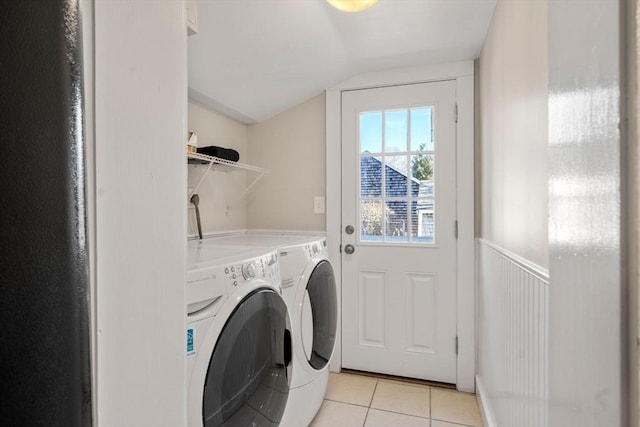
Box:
[93, 2, 186, 425]
[547, 0, 624, 425]
[476, 0, 549, 425]
[187, 101, 248, 235]
[188, 93, 326, 235]
[478, 0, 548, 269]
[247, 93, 326, 232]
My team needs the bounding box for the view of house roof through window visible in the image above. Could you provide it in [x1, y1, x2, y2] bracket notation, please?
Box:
[359, 107, 436, 244]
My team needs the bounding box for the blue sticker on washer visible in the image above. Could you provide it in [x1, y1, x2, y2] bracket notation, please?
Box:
[187, 328, 195, 355]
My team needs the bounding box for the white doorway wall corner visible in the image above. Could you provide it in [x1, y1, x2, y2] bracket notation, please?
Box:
[326, 61, 475, 392]
[626, 0, 640, 425]
[92, 1, 188, 425]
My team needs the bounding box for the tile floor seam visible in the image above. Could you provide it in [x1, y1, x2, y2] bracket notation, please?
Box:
[429, 382, 432, 420]
[430, 416, 474, 427]
[362, 407, 370, 427]
[367, 378, 379, 408]
[323, 397, 370, 408]
[378, 378, 434, 390]
[367, 407, 431, 420]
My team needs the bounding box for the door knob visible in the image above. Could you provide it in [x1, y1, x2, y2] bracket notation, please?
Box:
[345, 225, 354, 235]
[344, 244, 355, 255]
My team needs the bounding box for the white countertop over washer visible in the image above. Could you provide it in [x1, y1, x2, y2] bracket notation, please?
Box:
[196, 233, 323, 250]
[187, 239, 275, 270]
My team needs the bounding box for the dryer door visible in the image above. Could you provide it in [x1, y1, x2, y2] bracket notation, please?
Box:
[303, 260, 337, 370]
[202, 288, 290, 427]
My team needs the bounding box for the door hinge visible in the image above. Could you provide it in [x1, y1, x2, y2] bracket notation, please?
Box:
[454, 220, 458, 239]
[455, 336, 459, 355]
[454, 104, 458, 123]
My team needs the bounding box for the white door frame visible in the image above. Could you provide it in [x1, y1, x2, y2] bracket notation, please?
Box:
[326, 61, 475, 392]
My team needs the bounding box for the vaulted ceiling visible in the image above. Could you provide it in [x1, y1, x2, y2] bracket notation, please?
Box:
[188, 0, 496, 124]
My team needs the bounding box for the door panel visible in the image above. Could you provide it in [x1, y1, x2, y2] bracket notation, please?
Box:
[359, 270, 386, 347]
[341, 81, 457, 382]
[406, 273, 436, 354]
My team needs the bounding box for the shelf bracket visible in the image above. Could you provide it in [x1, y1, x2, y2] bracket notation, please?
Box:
[189, 160, 214, 198]
[187, 152, 268, 202]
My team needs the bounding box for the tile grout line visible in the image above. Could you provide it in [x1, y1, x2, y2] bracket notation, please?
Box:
[323, 397, 370, 408]
[363, 406, 431, 420]
[368, 378, 379, 408]
[361, 378, 379, 427]
[429, 382, 433, 423]
[431, 417, 475, 427]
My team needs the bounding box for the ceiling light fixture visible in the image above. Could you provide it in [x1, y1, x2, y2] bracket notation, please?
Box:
[327, 0, 378, 12]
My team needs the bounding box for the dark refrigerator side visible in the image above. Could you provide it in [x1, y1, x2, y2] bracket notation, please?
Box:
[0, 1, 92, 426]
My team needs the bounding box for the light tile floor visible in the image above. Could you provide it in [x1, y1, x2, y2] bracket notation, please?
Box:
[309, 372, 483, 427]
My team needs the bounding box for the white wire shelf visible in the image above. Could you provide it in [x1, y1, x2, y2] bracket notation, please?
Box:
[187, 152, 268, 200]
[187, 152, 268, 174]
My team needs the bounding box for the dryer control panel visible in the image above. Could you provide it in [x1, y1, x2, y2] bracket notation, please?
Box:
[223, 251, 280, 293]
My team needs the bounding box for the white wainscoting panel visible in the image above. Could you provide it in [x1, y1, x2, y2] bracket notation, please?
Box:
[477, 239, 549, 427]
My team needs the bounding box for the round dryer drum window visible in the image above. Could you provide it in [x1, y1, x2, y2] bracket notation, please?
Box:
[303, 260, 337, 370]
[202, 289, 291, 427]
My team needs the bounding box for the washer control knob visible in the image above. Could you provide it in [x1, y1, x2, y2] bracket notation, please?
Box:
[267, 254, 277, 266]
[243, 262, 257, 279]
[312, 244, 319, 254]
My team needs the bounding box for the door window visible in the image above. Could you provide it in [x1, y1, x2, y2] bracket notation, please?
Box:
[359, 107, 436, 244]
[202, 289, 289, 427]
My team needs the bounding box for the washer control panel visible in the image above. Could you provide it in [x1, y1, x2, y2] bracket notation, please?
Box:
[303, 239, 326, 259]
[223, 251, 280, 293]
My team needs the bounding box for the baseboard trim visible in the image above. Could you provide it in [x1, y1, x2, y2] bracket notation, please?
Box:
[476, 375, 498, 427]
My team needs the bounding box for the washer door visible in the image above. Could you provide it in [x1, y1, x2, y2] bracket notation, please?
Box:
[303, 260, 337, 370]
[202, 288, 291, 427]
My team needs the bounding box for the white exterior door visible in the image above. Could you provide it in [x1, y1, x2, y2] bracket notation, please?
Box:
[341, 81, 458, 382]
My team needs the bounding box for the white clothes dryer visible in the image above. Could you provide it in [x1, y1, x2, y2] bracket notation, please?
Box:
[276, 237, 337, 427]
[186, 241, 292, 427]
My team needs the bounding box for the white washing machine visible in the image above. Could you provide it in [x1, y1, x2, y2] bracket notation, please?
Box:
[194, 233, 338, 426]
[186, 240, 292, 427]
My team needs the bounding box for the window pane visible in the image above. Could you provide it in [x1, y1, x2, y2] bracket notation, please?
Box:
[412, 199, 435, 244]
[385, 200, 408, 243]
[385, 156, 408, 197]
[361, 200, 383, 241]
[360, 156, 382, 198]
[410, 153, 434, 197]
[360, 112, 382, 154]
[410, 108, 433, 151]
[357, 106, 437, 246]
[384, 110, 407, 153]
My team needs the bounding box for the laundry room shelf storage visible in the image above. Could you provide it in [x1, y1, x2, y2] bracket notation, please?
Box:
[187, 152, 268, 200]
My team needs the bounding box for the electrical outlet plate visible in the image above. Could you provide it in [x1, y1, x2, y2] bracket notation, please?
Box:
[313, 196, 325, 214]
